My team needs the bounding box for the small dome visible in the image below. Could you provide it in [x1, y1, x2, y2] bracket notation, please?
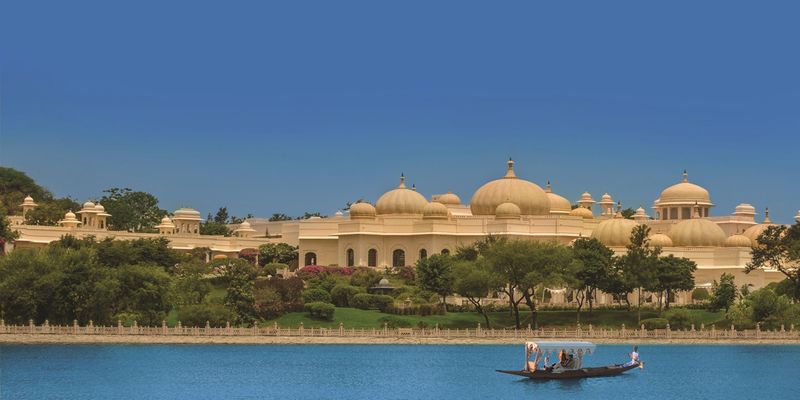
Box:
[495, 202, 521, 219]
[648, 233, 673, 247]
[161, 216, 173, 224]
[591, 213, 639, 246]
[658, 171, 712, 206]
[21, 195, 36, 206]
[82, 201, 96, 210]
[379, 278, 390, 285]
[545, 182, 572, 215]
[570, 206, 593, 219]
[600, 193, 613, 203]
[669, 218, 727, 247]
[376, 175, 429, 215]
[434, 192, 461, 205]
[349, 202, 377, 219]
[156, 216, 175, 229]
[173, 208, 202, 220]
[725, 234, 752, 247]
[741, 208, 776, 243]
[470, 159, 550, 216]
[94, 203, 105, 212]
[64, 211, 77, 220]
[423, 202, 450, 220]
[734, 203, 756, 216]
[579, 192, 594, 203]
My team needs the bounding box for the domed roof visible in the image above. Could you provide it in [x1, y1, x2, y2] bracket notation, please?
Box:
[658, 171, 712, 206]
[160, 216, 173, 224]
[495, 202, 522, 219]
[725, 234, 752, 247]
[579, 192, 594, 203]
[21, 195, 36, 206]
[173, 208, 202, 220]
[470, 159, 550, 216]
[569, 206, 594, 219]
[669, 218, 727, 247]
[378, 278, 390, 285]
[591, 212, 639, 246]
[545, 182, 572, 215]
[648, 233, 673, 247]
[349, 202, 377, 219]
[94, 203, 105, 212]
[422, 202, 450, 220]
[155, 216, 175, 229]
[434, 192, 461, 205]
[376, 175, 429, 215]
[599, 193, 613, 203]
[796, 210, 800, 223]
[734, 203, 756, 216]
[741, 208, 776, 243]
[234, 220, 256, 234]
[64, 210, 77, 220]
[82, 201, 96, 210]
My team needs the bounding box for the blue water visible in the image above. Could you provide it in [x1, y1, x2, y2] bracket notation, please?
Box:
[1, 344, 797, 399]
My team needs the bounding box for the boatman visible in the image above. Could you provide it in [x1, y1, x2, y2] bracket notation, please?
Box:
[623, 346, 640, 367]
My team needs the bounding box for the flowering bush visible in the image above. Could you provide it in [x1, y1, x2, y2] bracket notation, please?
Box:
[391, 265, 415, 283]
[296, 265, 326, 279]
[238, 248, 258, 264]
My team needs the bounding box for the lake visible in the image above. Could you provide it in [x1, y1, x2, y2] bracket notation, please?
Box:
[1, 344, 797, 399]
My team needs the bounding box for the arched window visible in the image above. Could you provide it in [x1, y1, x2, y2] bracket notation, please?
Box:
[346, 249, 355, 267]
[419, 249, 427, 260]
[304, 252, 317, 266]
[368, 249, 377, 267]
[392, 249, 405, 267]
[441, 249, 450, 255]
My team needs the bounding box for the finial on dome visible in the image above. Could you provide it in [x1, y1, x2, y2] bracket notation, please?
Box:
[411, 184, 417, 192]
[682, 170, 688, 183]
[764, 207, 771, 224]
[545, 180, 552, 193]
[505, 158, 516, 179]
[398, 173, 406, 189]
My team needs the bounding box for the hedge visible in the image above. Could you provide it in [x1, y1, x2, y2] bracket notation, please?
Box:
[640, 318, 669, 330]
[304, 302, 335, 321]
[330, 285, 364, 307]
[302, 288, 332, 304]
[351, 294, 394, 312]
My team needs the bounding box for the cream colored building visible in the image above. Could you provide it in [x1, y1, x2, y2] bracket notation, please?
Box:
[7, 159, 799, 305]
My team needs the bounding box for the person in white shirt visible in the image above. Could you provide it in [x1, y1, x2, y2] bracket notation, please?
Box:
[623, 346, 640, 367]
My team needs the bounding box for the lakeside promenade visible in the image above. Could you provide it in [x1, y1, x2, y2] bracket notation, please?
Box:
[2, 321, 799, 345]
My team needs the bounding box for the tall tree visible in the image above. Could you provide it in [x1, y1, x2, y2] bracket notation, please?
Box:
[213, 207, 230, 224]
[652, 255, 696, 309]
[747, 224, 800, 301]
[710, 273, 737, 312]
[415, 254, 455, 306]
[0, 210, 19, 255]
[452, 260, 498, 328]
[100, 188, 166, 232]
[568, 238, 615, 321]
[258, 243, 299, 266]
[617, 224, 660, 323]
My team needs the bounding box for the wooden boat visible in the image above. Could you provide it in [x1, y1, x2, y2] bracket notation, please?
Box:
[497, 363, 640, 380]
[497, 341, 642, 380]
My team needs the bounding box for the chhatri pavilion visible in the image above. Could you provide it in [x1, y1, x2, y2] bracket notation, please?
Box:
[8, 159, 799, 305]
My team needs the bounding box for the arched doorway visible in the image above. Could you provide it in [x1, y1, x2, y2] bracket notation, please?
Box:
[419, 249, 427, 260]
[304, 252, 317, 266]
[368, 249, 377, 267]
[346, 249, 355, 267]
[441, 248, 450, 255]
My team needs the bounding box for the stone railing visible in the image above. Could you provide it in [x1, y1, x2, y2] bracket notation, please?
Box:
[1, 320, 798, 341]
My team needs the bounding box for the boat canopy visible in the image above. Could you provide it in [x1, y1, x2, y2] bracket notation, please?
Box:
[525, 341, 596, 356]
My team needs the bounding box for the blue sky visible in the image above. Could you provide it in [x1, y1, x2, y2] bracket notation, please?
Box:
[1, 1, 799, 222]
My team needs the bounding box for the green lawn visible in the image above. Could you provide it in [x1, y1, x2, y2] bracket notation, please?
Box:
[263, 308, 728, 330]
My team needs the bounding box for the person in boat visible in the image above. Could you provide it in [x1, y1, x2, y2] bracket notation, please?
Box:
[623, 346, 640, 367]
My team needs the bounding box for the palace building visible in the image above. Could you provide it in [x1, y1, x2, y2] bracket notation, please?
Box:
[7, 160, 800, 305]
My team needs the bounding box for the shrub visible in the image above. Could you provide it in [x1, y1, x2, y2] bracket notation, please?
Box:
[303, 288, 332, 304]
[350, 268, 382, 289]
[325, 266, 354, 276]
[306, 274, 338, 293]
[261, 263, 289, 277]
[372, 295, 394, 312]
[350, 294, 394, 311]
[663, 308, 694, 329]
[351, 293, 374, 310]
[391, 265, 416, 283]
[378, 315, 412, 328]
[297, 265, 327, 280]
[238, 248, 258, 264]
[640, 318, 669, 330]
[178, 304, 235, 327]
[304, 302, 335, 321]
[254, 287, 285, 319]
[692, 288, 710, 302]
[330, 285, 364, 307]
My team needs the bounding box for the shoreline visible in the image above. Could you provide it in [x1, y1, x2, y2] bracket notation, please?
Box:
[2, 334, 799, 345]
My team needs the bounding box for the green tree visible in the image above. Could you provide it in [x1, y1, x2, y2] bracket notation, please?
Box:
[0, 209, 19, 255]
[269, 213, 292, 222]
[569, 238, 615, 319]
[222, 259, 257, 325]
[200, 221, 231, 236]
[0, 167, 51, 216]
[24, 198, 82, 226]
[297, 212, 324, 219]
[94, 237, 180, 270]
[258, 243, 299, 266]
[416, 254, 455, 306]
[99, 188, 166, 232]
[652, 255, 696, 310]
[747, 224, 800, 301]
[213, 207, 230, 224]
[710, 273, 737, 312]
[114, 264, 174, 326]
[617, 224, 660, 323]
[620, 207, 636, 219]
[452, 260, 498, 328]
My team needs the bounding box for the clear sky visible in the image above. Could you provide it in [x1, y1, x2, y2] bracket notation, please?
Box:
[1, 1, 798, 222]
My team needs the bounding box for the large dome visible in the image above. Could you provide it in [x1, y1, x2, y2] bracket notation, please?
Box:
[470, 159, 550, 216]
[545, 182, 572, 215]
[658, 171, 712, 206]
[591, 213, 639, 247]
[669, 218, 727, 247]
[376, 175, 429, 215]
[741, 209, 775, 243]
